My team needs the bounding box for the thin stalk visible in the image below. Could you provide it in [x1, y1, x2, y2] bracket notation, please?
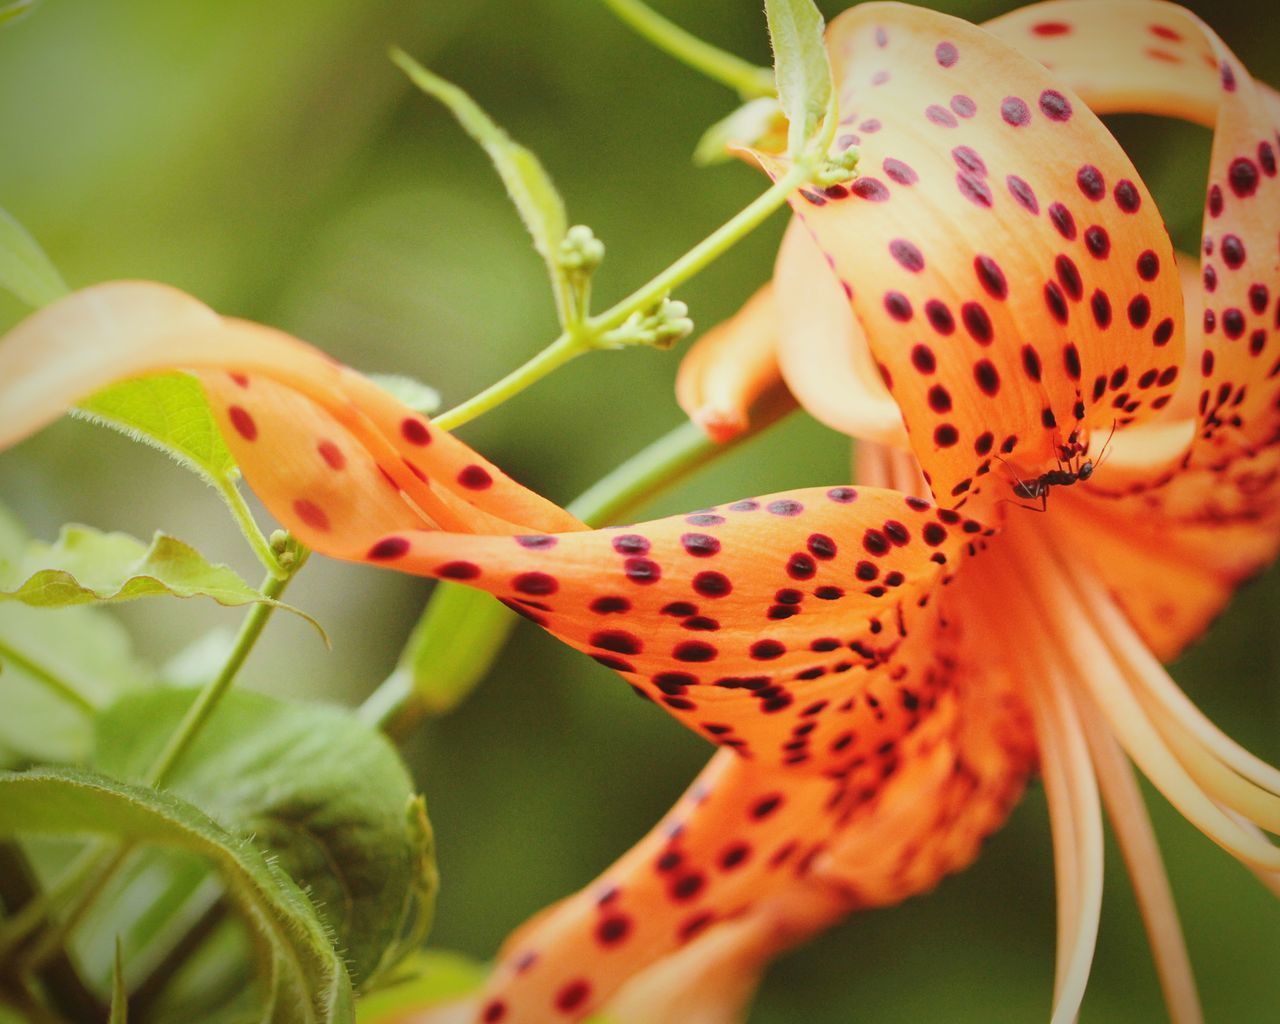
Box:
[432, 332, 583, 432]
[146, 557, 303, 788]
[215, 479, 285, 579]
[602, 0, 776, 100]
[586, 163, 809, 336]
[0, 639, 96, 715]
[434, 163, 810, 432]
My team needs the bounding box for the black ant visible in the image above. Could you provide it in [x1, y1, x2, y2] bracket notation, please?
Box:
[998, 423, 1115, 512]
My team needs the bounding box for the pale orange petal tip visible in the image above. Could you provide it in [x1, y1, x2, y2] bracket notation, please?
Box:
[675, 283, 792, 442]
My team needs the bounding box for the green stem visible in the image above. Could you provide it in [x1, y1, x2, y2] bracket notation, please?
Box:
[432, 332, 583, 432]
[602, 0, 776, 100]
[587, 163, 809, 336]
[216, 477, 286, 579]
[435, 163, 809, 432]
[146, 556, 303, 788]
[0, 639, 96, 716]
[568, 418, 717, 525]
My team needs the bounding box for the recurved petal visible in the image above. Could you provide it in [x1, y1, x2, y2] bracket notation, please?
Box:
[674, 283, 797, 442]
[988, 1, 1280, 469]
[756, 2, 1184, 507]
[0, 282, 582, 542]
[773, 218, 907, 447]
[358, 485, 994, 774]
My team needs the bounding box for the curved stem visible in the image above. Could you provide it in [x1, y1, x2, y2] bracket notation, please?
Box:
[146, 553, 305, 788]
[215, 477, 285, 579]
[586, 164, 808, 336]
[434, 164, 809, 432]
[602, 0, 776, 100]
[432, 331, 584, 432]
[0, 639, 96, 715]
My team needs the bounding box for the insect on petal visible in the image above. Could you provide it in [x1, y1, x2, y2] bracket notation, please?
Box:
[751, 3, 1185, 506]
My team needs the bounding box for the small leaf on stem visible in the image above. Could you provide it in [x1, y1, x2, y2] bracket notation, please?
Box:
[0, 526, 324, 636]
[764, 0, 833, 157]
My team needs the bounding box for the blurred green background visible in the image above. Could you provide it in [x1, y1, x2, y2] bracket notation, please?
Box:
[1, 0, 1277, 1020]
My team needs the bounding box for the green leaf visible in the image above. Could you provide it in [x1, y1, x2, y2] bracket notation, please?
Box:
[76, 374, 237, 482]
[764, 0, 833, 157]
[366, 374, 442, 416]
[72, 373, 281, 574]
[391, 48, 567, 272]
[95, 689, 436, 989]
[0, 206, 68, 308]
[110, 938, 129, 1024]
[0, 525, 323, 636]
[0, 766, 354, 1023]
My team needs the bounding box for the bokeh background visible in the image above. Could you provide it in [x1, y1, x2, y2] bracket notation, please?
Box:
[1, 0, 1277, 1020]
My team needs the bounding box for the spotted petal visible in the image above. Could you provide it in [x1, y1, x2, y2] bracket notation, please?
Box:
[755, 2, 1185, 507]
[458, 593, 1034, 1024]
[987, 0, 1280, 467]
[0, 282, 583, 547]
[982, 1, 1280, 657]
[361, 486, 993, 775]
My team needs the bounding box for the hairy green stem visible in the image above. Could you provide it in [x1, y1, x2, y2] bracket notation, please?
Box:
[0, 639, 96, 715]
[215, 478, 286, 579]
[146, 557, 303, 788]
[434, 162, 809, 432]
[602, 0, 776, 100]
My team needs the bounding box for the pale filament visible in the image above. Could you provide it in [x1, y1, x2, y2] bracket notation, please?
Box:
[981, 551, 1103, 1024]
[1075, 690, 1203, 1024]
[997, 527, 1280, 872]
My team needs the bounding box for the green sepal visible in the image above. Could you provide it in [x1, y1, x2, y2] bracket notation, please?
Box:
[694, 97, 786, 167]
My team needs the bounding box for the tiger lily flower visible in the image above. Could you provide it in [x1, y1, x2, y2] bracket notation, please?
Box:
[1, 2, 1278, 1023]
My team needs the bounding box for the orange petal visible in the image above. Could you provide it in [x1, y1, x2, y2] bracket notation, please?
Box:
[357, 486, 994, 774]
[980, 2, 1280, 657]
[754, 3, 1185, 507]
[987, 1, 1280, 470]
[674, 283, 797, 442]
[464, 586, 1034, 1024]
[0, 282, 583, 547]
[773, 218, 907, 447]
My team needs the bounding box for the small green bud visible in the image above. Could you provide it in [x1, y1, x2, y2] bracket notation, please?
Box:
[811, 146, 860, 188]
[557, 224, 605, 275]
[598, 296, 693, 351]
[269, 530, 307, 572]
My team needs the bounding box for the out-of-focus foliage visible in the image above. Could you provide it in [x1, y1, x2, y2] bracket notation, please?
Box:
[0, 1, 1276, 1021]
